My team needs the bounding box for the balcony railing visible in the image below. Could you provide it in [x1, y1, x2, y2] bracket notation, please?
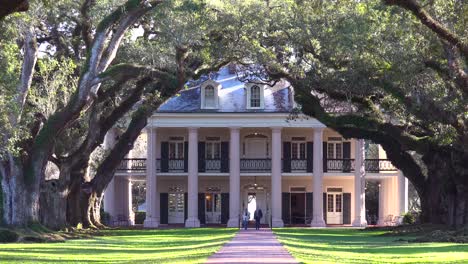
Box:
[327, 159, 355, 172]
[364, 159, 397, 172]
[205, 159, 221, 171]
[291, 159, 307, 171]
[117, 158, 397, 174]
[118, 158, 146, 171]
[168, 159, 184, 171]
[240, 159, 271, 172]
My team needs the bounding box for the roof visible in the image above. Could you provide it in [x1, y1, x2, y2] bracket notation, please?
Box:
[156, 66, 294, 113]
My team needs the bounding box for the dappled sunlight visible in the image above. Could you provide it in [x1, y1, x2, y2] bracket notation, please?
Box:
[274, 228, 468, 263]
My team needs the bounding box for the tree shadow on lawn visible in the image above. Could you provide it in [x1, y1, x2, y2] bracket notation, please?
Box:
[101, 227, 237, 237]
[0, 228, 237, 263]
[274, 228, 468, 255]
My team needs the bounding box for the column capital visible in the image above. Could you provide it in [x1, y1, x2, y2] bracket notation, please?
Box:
[271, 126, 282, 133]
[229, 126, 241, 132]
[313, 127, 324, 133]
[187, 127, 199, 133]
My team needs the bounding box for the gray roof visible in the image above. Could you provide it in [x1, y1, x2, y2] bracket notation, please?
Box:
[157, 67, 294, 113]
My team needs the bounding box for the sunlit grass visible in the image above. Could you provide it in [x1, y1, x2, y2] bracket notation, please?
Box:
[274, 228, 468, 264]
[0, 228, 237, 264]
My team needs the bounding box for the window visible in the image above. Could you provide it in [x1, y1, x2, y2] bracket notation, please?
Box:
[169, 140, 184, 159]
[327, 194, 334, 212]
[201, 81, 219, 109]
[204, 85, 215, 108]
[327, 142, 342, 159]
[335, 194, 342, 213]
[250, 85, 261, 107]
[206, 142, 220, 159]
[292, 142, 306, 159]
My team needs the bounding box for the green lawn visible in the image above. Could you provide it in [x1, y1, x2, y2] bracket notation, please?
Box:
[0, 228, 237, 264]
[274, 228, 468, 264]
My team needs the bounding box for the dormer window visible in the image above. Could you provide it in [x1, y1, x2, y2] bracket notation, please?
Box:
[250, 85, 261, 107]
[205, 85, 215, 107]
[201, 80, 220, 109]
[246, 83, 265, 109]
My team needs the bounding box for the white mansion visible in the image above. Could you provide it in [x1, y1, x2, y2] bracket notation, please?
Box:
[103, 66, 408, 228]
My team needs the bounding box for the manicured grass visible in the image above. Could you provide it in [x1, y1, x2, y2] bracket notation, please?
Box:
[274, 228, 468, 264]
[0, 228, 237, 264]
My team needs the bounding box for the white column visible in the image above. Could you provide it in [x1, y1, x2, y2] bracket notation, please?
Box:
[271, 127, 284, 227]
[125, 179, 135, 225]
[103, 129, 117, 222]
[227, 127, 241, 227]
[378, 179, 386, 225]
[144, 128, 159, 227]
[311, 128, 326, 227]
[185, 127, 200, 227]
[398, 170, 408, 214]
[352, 139, 367, 227]
[103, 178, 116, 221]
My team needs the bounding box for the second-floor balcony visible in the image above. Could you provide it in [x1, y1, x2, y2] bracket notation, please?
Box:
[117, 158, 396, 174]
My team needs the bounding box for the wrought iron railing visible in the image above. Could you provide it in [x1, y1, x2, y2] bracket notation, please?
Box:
[205, 159, 221, 171]
[117, 158, 397, 174]
[326, 159, 355, 172]
[365, 159, 397, 172]
[168, 159, 184, 171]
[291, 159, 307, 171]
[240, 159, 271, 172]
[117, 158, 146, 171]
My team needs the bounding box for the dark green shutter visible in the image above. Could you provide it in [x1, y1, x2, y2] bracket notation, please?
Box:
[221, 193, 230, 224]
[198, 142, 205, 172]
[343, 142, 351, 172]
[184, 141, 188, 172]
[323, 142, 328, 172]
[160, 193, 168, 224]
[306, 192, 313, 224]
[221, 142, 229, 172]
[161, 142, 169, 172]
[343, 193, 351, 224]
[283, 142, 291, 172]
[198, 193, 205, 225]
[184, 192, 188, 221]
[323, 192, 327, 223]
[306, 142, 313, 172]
[282, 192, 291, 225]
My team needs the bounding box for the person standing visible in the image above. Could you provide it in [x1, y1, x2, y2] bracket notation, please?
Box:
[254, 208, 263, 230]
[242, 208, 250, 230]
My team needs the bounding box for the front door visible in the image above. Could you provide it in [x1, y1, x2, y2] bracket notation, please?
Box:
[326, 192, 343, 224]
[205, 193, 221, 224]
[246, 139, 267, 158]
[168, 193, 185, 224]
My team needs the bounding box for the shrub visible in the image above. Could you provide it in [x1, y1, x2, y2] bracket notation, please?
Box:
[403, 212, 416, 225]
[0, 229, 19, 242]
[134, 211, 146, 224]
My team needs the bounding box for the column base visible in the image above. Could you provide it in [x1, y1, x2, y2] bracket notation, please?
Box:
[352, 219, 368, 227]
[143, 217, 160, 228]
[311, 218, 326, 227]
[185, 217, 200, 228]
[271, 218, 284, 228]
[227, 218, 239, 228]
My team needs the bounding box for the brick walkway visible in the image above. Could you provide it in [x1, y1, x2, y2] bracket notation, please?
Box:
[206, 229, 298, 264]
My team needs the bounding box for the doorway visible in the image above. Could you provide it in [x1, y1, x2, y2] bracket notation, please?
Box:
[168, 192, 185, 224]
[243, 186, 269, 224]
[205, 193, 221, 224]
[326, 187, 343, 224]
[290, 192, 306, 224]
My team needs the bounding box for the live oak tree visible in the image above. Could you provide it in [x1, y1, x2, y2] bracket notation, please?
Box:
[231, 0, 467, 226]
[0, 0, 166, 227]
